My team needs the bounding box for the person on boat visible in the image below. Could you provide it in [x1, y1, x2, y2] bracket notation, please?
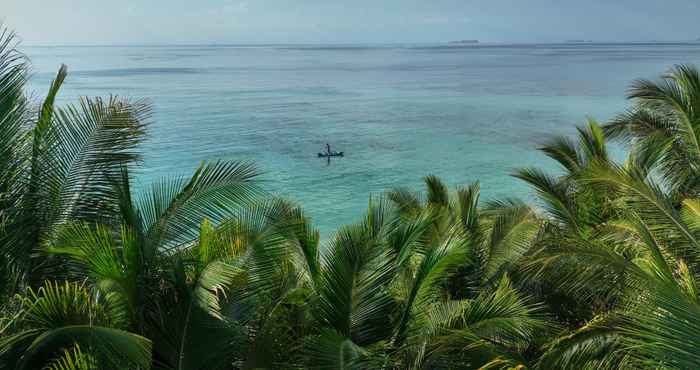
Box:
[326, 143, 331, 155]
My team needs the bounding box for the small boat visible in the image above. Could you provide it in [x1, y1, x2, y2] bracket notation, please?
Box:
[318, 151, 344, 157]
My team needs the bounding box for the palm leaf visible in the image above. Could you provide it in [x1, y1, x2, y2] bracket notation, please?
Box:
[16, 325, 151, 370]
[620, 280, 700, 369]
[482, 203, 540, 283]
[536, 314, 622, 370]
[317, 222, 396, 345]
[304, 328, 373, 370]
[137, 160, 260, 250]
[393, 225, 470, 346]
[582, 161, 700, 269]
[513, 168, 580, 232]
[0, 281, 151, 370]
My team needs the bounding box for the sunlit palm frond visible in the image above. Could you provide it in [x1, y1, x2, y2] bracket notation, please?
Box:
[214, 198, 303, 300]
[151, 220, 249, 370]
[681, 198, 700, 233]
[620, 279, 700, 369]
[43, 344, 96, 370]
[459, 277, 550, 349]
[577, 119, 609, 164]
[137, 160, 260, 250]
[265, 200, 321, 284]
[48, 222, 147, 330]
[536, 314, 623, 370]
[387, 207, 434, 268]
[414, 277, 548, 369]
[582, 161, 700, 269]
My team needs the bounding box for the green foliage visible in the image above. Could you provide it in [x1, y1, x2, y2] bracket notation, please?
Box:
[3, 23, 700, 369]
[0, 281, 151, 370]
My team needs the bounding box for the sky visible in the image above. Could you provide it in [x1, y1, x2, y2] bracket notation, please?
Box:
[4, 0, 700, 45]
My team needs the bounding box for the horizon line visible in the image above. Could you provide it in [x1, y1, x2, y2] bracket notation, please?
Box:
[20, 39, 700, 48]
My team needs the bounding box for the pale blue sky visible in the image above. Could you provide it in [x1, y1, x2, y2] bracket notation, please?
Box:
[5, 0, 700, 44]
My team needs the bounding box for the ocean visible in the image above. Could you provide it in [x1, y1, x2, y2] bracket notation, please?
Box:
[23, 42, 700, 235]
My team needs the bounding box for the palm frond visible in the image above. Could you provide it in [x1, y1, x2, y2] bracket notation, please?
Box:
[0, 25, 28, 196]
[387, 187, 422, 217]
[482, 203, 540, 283]
[0, 281, 151, 370]
[582, 161, 700, 268]
[44, 344, 96, 370]
[620, 280, 700, 369]
[513, 168, 580, 231]
[41, 96, 149, 224]
[0, 25, 29, 298]
[393, 225, 470, 346]
[538, 136, 582, 174]
[536, 314, 622, 370]
[577, 119, 608, 163]
[138, 160, 260, 250]
[48, 223, 144, 330]
[317, 222, 396, 345]
[304, 328, 374, 370]
[424, 175, 449, 208]
[456, 182, 481, 237]
[16, 325, 151, 370]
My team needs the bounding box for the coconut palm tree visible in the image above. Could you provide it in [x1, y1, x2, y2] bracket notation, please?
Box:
[0, 24, 266, 369]
[6, 20, 700, 369]
[0, 26, 150, 298]
[300, 178, 549, 369]
[0, 281, 152, 369]
[604, 64, 700, 201]
[529, 182, 700, 368]
[520, 73, 700, 368]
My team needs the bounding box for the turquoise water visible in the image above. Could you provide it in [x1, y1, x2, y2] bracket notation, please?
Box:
[24, 43, 700, 234]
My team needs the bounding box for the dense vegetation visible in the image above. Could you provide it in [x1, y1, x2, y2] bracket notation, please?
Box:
[2, 26, 700, 369]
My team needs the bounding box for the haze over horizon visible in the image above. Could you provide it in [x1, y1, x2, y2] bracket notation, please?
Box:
[5, 0, 700, 45]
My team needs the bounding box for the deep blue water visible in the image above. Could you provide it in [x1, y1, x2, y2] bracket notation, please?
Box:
[23, 43, 700, 235]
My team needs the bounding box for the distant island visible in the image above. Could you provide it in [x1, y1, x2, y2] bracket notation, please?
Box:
[449, 40, 479, 44]
[566, 40, 594, 43]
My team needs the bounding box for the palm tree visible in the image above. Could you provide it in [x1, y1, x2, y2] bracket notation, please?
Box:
[7, 19, 700, 369]
[0, 281, 151, 369]
[41, 145, 265, 370]
[0, 24, 265, 369]
[604, 64, 700, 201]
[301, 178, 549, 369]
[0, 26, 149, 297]
[529, 182, 700, 368]
[387, 178, 549, 369]
[519, 68, 700, 368]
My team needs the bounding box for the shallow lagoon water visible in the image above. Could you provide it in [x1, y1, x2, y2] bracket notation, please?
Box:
[24, 43, 700, 235]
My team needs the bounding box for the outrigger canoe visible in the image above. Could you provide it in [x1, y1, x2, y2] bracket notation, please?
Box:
[318, 151, 344, 157]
